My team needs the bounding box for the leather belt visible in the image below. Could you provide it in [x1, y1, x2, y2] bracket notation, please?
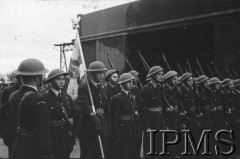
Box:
[49, 121, 62, 127]
[119, 115, 132, 120]
[96, 108, 104, 114]
[149, 107, 162, 112]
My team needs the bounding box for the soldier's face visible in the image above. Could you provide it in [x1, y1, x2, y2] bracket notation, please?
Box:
[154, 71, 164, 82]
[186, 76, 193, 88]
[93, 71, 105, 83]
[215, 83, 220, 90]
[51, 75, 65, 90]
[203, 80, 209, 88]
[110, 73, 119, 83]
[171, 75, 178, 86]
[122, 80, 133, 91]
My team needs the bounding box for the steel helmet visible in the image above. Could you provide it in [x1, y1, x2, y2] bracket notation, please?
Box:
[118, 73, 135, 84]
[233, 79, 240, 87]
[208, 77, 220, 85]
[87, 61, 108, 72]
[177, 76, 182, 84]
[129, 70, 139, 77]
[221, 78, 232, 87]
[15, 58, 48, 76]
[164, 71, 178, 81]
[197, 75, 209, 84]
[45, 69, 68, 83]
[181, 72, 192, 82]
[105, 69, 119, 81]
[148, 66, 164, 77]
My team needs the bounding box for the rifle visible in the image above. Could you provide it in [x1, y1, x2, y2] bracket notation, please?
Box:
[162, 54, 171, 70]
[195, 69, 200, 76]
[138, 52, 150, 71]
[196, 57, 204, 75]
[207, 64, 214, 77]
[186, 57, 192, 74]
[213, 65, 224, 80]
[233, 70, 240, 79]
[107, 54, 115, 70]
[124, 56, 134, 70]
[177, 62, 183, 74]
[225, 67, 234, 79]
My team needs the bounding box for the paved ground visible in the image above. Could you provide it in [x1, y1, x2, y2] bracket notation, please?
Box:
[0, 138, 80, 158]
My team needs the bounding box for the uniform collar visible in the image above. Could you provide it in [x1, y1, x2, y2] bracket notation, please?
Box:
[23, 84, 38, 91]
[121, 89, 129, 95]
[51, 87, 61, 97]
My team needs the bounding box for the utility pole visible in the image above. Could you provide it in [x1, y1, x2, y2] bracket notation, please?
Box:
[54, 40, 74, 71]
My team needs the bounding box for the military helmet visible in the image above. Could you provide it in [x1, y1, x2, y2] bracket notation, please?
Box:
[208, 77, 220, 85]
[15, 58, 48, 76]
[177, 76, 182, 84]
[129, 70, 139, 77]
[87, 61, 108, 72]
[105, 69, 119, 81]
[148, 66, 164, 78]
[164, 70, 178, 81]
[197, 75, 209, 84]
[221, 78, 232, 87]
[233, 79, 240, 87]
[181, 72, 192, 82]
[118, 73, 135, 84]
[45, 69, 68, 83]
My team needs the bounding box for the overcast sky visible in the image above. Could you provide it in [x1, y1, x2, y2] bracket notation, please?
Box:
[0, 0, 136, 75]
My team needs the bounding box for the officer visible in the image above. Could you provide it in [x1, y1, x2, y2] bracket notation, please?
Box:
[41, 69, 74, 159]
[0, 72, 22, 155]
[76, 61, 109, 159]
[3, 58, 53, 159]
[208, 77, 226, 130]
[104, 69, 120, 104]
[111, 73, 140, 159]
[140, 66, 165, 157]
[195, 75, 212, 129]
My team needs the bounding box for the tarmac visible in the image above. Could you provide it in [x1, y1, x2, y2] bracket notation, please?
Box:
[0, 138, 80, 158]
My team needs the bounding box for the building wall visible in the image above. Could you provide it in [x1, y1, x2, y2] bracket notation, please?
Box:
[96, 36, 126, 73]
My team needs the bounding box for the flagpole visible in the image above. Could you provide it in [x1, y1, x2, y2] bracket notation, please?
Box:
[73, 17, 105, 159]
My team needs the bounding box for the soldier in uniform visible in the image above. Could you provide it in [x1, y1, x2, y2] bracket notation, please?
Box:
[41, 69, 74, 159]
[104, 69, 120, 104]
[129, 70, 142, 102]
[208, 77, 226, 130]
[76, 61, 109, 159]
[3, 58, 53, 159]
[178, 73, 201, 132]
[195, 75, 212, 129]
[111, 73, 140, 159]
[0, 72, 22, 155]
[140, 66, 165, 158]
[221, 78, 236, 129]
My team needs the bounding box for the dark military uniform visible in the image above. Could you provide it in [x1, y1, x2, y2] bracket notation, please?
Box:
[0, 83, 20, 155]
[76, 80, 110, 159]
[105, 83, 119, 104]
[210, 88, 226, 129]
[179, 85, 200, 130]
[111, 90, 140, 159]
[141, 82, 165, 158]
[196, 87, 213, 129]
[4, 85, 53, 159]
[222, 89, 237, 128]
[42, 89, 74, 159]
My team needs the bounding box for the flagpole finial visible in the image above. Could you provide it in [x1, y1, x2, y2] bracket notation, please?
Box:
[72, 17, 81, 30]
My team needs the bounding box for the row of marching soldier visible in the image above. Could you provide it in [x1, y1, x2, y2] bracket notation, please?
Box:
[1, 58, 240, 159]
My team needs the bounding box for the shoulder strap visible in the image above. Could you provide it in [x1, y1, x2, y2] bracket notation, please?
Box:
[17, 91, 34, 131]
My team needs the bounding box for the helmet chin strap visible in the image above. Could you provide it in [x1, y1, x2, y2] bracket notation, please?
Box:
[109, 78, 117, 85]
